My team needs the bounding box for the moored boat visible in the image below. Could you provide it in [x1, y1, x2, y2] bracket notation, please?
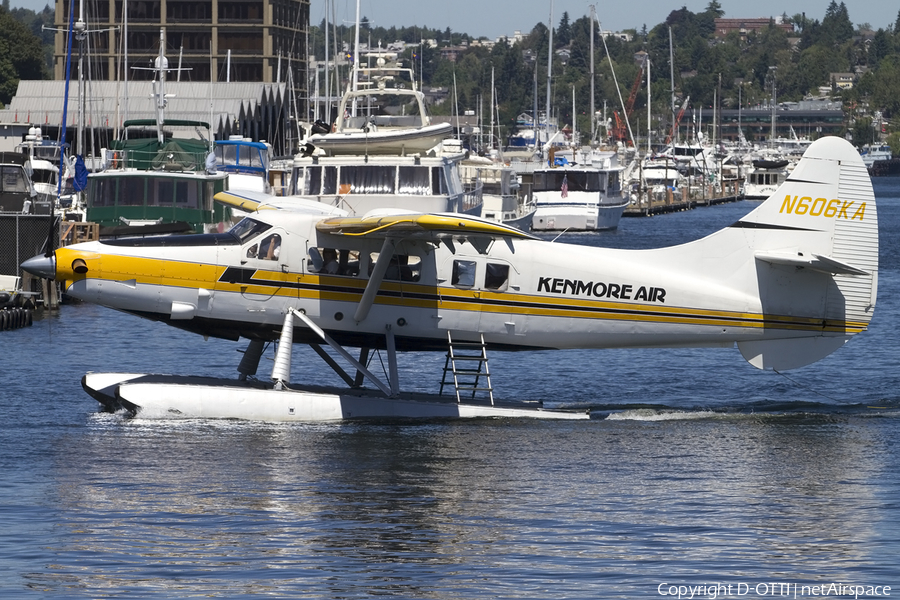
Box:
[531, 149, 628, 231]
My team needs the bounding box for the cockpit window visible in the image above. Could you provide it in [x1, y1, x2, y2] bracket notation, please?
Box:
[229, 217, 272, 243]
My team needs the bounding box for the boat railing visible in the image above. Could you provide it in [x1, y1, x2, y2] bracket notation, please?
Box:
[461, 185, 483, 214]
[106, 147, 210, 172]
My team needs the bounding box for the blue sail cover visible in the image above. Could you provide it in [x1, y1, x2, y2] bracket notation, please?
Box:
[73, 155, 88, 191]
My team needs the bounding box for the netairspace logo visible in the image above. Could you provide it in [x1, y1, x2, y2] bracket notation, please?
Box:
[657, 582, 891, 599]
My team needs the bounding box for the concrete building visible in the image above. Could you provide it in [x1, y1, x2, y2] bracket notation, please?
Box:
[713, 17, 794, 40]
[51, 0, 309, 99]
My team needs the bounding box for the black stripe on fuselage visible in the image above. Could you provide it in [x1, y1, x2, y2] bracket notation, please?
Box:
[103, 232, 241, 247]
[213, 269, 824, 330]
[728, 220, 817, 232]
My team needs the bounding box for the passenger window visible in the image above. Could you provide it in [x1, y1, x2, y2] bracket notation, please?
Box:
[368, 253, 421, 281]
[484, 263, 509, 291]
[452, 260, 477, 287]
[308, 247, 360, 276]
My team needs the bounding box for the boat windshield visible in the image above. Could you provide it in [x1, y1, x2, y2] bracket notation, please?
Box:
[534, 171, 611, 193]
[229, 217, 272, 243]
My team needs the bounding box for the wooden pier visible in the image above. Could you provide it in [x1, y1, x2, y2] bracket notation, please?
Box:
[624, 180, 744, 217]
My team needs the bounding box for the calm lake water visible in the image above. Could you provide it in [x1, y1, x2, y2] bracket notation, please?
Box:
[2, 183, 899, 598]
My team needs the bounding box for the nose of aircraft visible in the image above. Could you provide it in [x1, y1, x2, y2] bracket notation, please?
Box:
[21, 253, 56, 280]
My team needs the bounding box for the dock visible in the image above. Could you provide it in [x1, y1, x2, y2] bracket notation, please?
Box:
[624, 180, 744, 217]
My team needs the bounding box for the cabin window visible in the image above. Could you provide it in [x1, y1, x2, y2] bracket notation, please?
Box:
[121, 177, 145, 206]
[308, 247, 360, 276]
[247, 233, 281, 260]
[152, 179, 175, 205]
[229, 217, 271, 243]
[89, 178, 112, 206]
[0, 167, 27, 193]
[368, 252, 421, 281]
[608, 171, 621, 192]
[431, 167, 447, 195]
[452, 260, 476, 287]
[322, 166, 337, 194]
[30, 169, 55, 186]
[484, 263, 509, 291]
[174, 180, 201, 208]
[340, 165, 395, 194]
[306, 166, 320, 194]
[398, 166, 430, 195]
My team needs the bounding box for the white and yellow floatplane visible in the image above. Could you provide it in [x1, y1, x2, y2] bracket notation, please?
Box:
[23, 137, 878, 422]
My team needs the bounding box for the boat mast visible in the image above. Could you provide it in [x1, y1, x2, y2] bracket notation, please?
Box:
[324, 0, 330, 122]
[589, 4, 595, 145]
[544, 0, 553, 154]
[669, 26, 675, 144]
[647, 57, 651, 157]
[75, 0, 86, 158]
[153, 28, 168, 145]
[490, 67, 495, 151]
[351, 0, 361, 116]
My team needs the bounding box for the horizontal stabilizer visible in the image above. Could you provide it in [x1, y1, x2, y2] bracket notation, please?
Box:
[755, 251, 869, 276]
[738, 337, 848, 371]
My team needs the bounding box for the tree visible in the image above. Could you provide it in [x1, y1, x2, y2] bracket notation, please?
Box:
[0, 8, 47, 105]
[557, 12, 571, 47]
[704, 1, 724, 19]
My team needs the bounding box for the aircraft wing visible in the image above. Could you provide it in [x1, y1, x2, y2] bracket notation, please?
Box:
[214, 190, 347, 216]
[316, 212, 538, 241]
[317, 212, 537, 323]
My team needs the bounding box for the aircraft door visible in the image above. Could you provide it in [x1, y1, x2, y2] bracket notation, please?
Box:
[437, 253, 521, 340]
[229, 228, 291, 302]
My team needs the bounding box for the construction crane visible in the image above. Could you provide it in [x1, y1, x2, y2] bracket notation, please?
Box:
[610, 59, 645, 144]
[665, 96, 690, 145]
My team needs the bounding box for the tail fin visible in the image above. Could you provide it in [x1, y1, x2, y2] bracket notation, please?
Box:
[734, 136, 878, 370]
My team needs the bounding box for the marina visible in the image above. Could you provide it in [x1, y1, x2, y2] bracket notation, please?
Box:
[2, 182, 899, 596]
[1, 2, 899, 595]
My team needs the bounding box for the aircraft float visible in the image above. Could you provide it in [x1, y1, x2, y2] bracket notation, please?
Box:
[22, 137, 878, 421]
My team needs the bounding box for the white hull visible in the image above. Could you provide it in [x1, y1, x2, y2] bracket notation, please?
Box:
[532, 201, 628, 231]
[308, 123, 452, 157]
[82, 373, 589, 422]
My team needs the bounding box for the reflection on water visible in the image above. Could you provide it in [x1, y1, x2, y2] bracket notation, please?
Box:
[23, 412, 895, 597]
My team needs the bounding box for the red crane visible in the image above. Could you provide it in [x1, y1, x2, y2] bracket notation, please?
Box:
[610, 60, 645, 144]
[665, 96, 690, 145]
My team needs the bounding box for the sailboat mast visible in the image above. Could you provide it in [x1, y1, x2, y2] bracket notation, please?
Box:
[668, 26, 675, 143]
[490, 67, 495, 150]
[324, 0, 330, 122]
[76, 0, 85, 158]
[647, 57, 651, 157]
[351, 0, 360, 116]
[589, 4, 595, 145]
[545, 0, 553, 151]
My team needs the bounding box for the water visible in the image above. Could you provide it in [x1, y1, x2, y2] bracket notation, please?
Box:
[3, 185, 900, 598]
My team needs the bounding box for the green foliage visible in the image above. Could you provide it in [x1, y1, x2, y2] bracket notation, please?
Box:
[0, 6, 48, 105]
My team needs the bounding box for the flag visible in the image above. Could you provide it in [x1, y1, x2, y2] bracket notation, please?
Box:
[561, 175, 568, 198]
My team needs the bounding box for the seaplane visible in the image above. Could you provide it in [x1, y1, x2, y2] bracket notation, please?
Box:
[22, 137, 878, 422]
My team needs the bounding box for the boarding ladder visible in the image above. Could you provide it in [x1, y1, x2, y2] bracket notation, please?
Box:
[439, 331, 494, 405]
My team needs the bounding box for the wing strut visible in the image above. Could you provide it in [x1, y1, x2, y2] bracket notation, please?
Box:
[272, 308, 398, 397]
[354, 237, 396, 323]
